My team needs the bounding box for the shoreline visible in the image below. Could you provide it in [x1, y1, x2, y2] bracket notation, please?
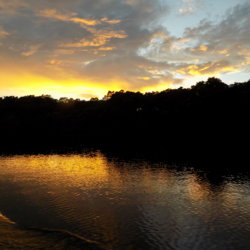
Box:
[0, 212, 106, 249]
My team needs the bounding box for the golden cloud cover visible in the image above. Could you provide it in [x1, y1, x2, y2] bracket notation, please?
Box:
[0, 0, 249, 99]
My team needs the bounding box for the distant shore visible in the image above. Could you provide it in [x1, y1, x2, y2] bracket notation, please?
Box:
[1, 77, 249, 166]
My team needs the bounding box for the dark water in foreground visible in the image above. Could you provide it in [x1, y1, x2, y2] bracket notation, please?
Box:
[0, 152, 250, 249]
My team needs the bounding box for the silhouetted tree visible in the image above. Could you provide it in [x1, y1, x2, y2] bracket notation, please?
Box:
[0, 77, 249, 160]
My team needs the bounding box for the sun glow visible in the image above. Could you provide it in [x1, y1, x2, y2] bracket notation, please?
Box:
[0, 68, 128, 99]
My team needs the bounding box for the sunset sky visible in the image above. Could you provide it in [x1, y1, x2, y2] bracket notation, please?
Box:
[0, 0, 249, 99]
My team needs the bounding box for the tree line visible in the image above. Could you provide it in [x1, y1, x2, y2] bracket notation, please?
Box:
[1, 77, 250, 159]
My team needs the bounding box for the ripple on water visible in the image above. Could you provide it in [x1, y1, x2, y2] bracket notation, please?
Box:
[0, 154, 250, 249]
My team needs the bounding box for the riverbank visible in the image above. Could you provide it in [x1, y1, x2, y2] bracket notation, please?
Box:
[0, 213, 105, 249]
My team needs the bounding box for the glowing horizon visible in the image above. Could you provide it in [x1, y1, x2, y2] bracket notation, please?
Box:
[0, 0, 249, 99]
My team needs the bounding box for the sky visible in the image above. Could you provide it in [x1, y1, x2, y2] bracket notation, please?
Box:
[0, 0, 250, 99]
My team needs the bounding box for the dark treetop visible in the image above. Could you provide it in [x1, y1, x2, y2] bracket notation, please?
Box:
[1, 77, 250, 163]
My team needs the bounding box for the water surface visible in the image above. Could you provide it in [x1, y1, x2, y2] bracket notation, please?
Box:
[0, 152, 250, 249]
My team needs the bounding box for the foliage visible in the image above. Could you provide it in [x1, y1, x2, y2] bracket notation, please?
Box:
[0, 77, 250, 157]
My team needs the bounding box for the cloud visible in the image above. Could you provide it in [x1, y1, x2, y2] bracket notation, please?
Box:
[38, 9, 121, 26]
[21, 44, 41, 56]
[62, 28, 127, 48]
[0, 0, 249, 99]
[36, 9, 129, 54]
[178, 0, 202, 15]
[186, 3, 250, 67]
[177, 60, 236, 76]
[0, 0, 172, 88]
[0, 27, 9, 38]
[0, 0, 28, 14]
[140, 2, 250, 79]
[179, 7, 194, 14]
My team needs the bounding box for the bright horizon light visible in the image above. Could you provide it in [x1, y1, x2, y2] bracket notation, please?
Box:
[0, 0, 249, 99]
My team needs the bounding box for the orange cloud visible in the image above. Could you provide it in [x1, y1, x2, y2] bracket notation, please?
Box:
[199, 45, 208, 52]
[54, 49, 75, 55]
[62, 30, 127, 48]
[177, 61, 236, 76]
[38, 9, 122, 27]
[21, 44, 41, 56]
[38, 9, 100, 26]
[100, 17, 121, 24]
[98, 47, 115, 51]
[218, 49, 229, 55]
[0, 28, 10, 38]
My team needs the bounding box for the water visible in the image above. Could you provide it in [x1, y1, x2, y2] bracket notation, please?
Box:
[0, 152, 250, 249]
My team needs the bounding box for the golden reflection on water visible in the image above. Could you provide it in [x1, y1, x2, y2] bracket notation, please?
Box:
[185, 174, 210, 201]
[1, 153, 250, 249]
[0, 153, 247, 210]
[0, 152, 121, 187]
